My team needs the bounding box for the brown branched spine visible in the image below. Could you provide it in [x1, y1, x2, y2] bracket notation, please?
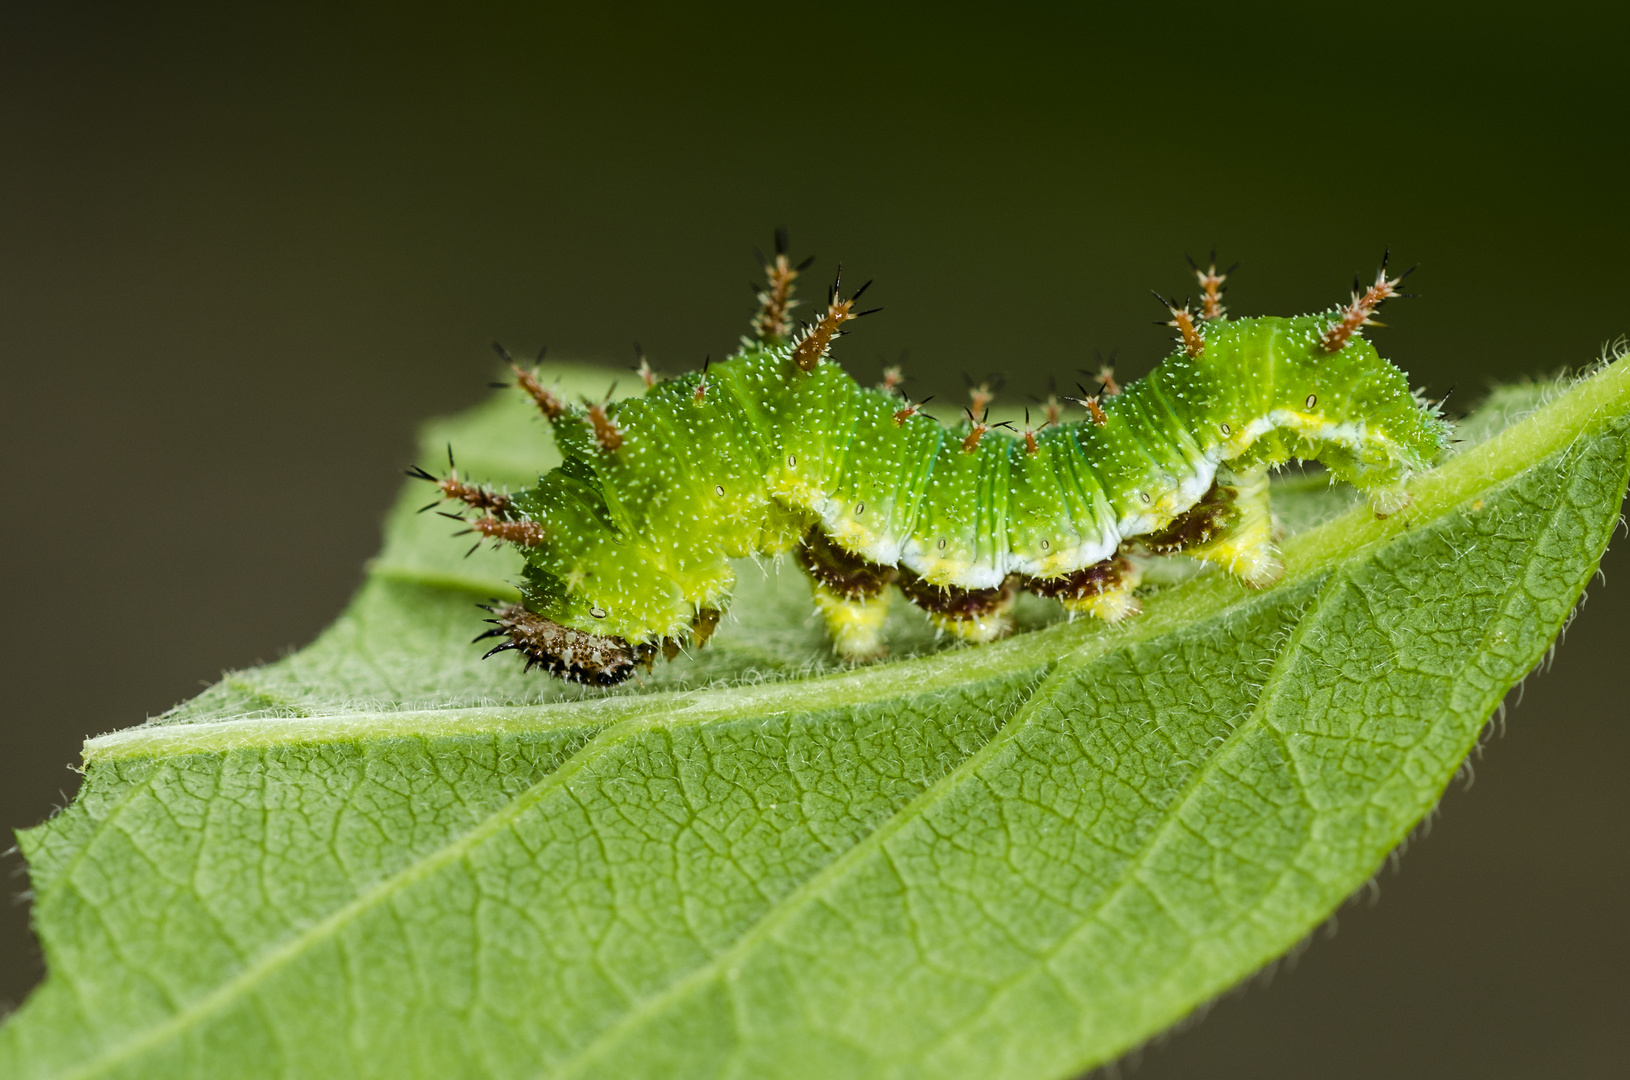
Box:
[584, 400, 624, 451]
[879, 364, 905, 393]
[409, 466, 513, 517]
[753, 228, 815, 344]
[494, 342, 567, 420]
[1096, 364, 1121, 397]
[633, 345, 659, 389]
[892, 394, 932, 426]
[1068, 384, 1108, 427]
[694, 356, 711, 402]
[1322, 252, 1412, 352]
[960, 407, 1009, 453]
[1154, 292, 1205, 357]
[1040, 392, 1064, 426]
[1020, 408, 1042, 456]
[1188, 252, 1232, 321]
[408, 451, 515, 517]
[790, 266, 877, 372]
[471, 516, 546, 546]
[965, 373, 1006, 416]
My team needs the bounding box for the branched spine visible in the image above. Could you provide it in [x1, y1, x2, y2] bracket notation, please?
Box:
[1322, 252, 1413, 352]
[752, 228, 815, 344]
[790, 267, 877, 372]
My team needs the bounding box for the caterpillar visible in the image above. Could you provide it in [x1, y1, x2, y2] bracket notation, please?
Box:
[419, 235, 1451, 685]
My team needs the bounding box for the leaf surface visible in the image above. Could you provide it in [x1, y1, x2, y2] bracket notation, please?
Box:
[4, 359, 1628, 1080]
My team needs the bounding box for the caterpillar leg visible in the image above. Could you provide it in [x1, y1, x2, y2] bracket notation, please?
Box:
[797, 529, 897, 660]
[1024, 556, 1143, 623]
[1368, 484, 1411, 518]
[1138, 465, 1282, 587]
[898, 572, 1019, 642]
[476, 603, 637, 685]
[810, 585, 892, 659]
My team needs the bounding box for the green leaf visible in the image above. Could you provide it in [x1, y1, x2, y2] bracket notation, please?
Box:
[5, 356, 1628, 1080]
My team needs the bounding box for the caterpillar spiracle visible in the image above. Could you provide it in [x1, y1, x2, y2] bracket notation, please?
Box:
[418, 238, 1451, 685]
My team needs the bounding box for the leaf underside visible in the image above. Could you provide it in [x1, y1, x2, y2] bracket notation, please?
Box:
[4, 357, 1628, 1080]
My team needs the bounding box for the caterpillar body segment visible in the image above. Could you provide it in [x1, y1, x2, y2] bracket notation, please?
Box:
[436, 253, 1450, 684]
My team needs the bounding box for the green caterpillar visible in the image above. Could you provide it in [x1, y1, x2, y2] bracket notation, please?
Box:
[420, 238, 1451, 684]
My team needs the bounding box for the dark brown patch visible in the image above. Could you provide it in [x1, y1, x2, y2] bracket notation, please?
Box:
[691, 607, 723, 647]
[898, 569, 1018, 621]
[1023, 556, 1134, 602]
[797, 529, 898, 600]
[1133, 481, 1237, 555]
[475, 603, 635, 686]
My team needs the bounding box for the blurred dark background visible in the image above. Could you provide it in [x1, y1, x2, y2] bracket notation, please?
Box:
[2, 3, 1627, 1074]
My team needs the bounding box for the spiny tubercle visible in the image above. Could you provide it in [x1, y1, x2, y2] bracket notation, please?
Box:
[791, 271, 874, 372]
[1323, 263, 1409, 352]
[1193, 258, 1229, 320]
[514, 365, 566, 419]
[585, 401, 624, 451]
[472, 517, 546, 546]
[1161, 299, 1205, 358]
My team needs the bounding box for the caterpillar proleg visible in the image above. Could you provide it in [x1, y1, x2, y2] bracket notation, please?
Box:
[425, 237, 1451, 684]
